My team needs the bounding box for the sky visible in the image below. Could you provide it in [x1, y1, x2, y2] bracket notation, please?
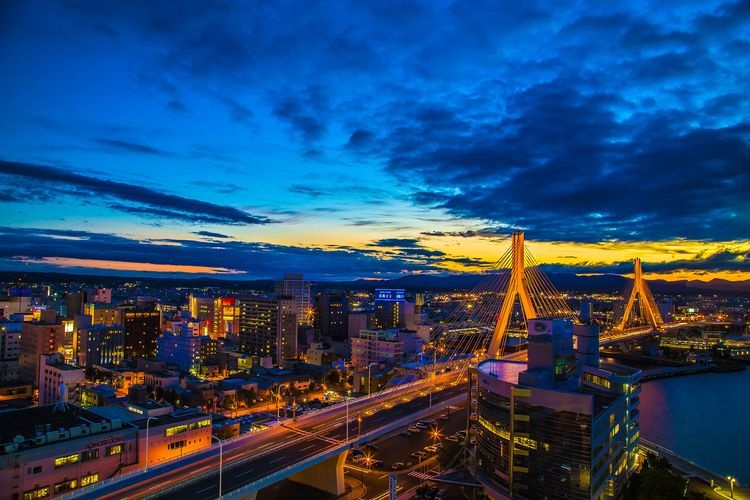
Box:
[0, 1, 748, 282]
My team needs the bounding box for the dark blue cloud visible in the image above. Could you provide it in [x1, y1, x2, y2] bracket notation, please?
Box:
[0, 160, 272, 226]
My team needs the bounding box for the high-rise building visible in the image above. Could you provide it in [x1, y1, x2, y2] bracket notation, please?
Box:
[85, 287, 112, 304]
[121, 302, 161, 359]
[373, 289, 412, 329]
[19, 320, 65, 385]
[238, 296, 297, 366]
[65, 291, 87, 319]
[315, 293, 349, 341]
[472, 318, 641, 499]
[275, 273, 312, 326]
[212, 297, 239, 339]
[77, 324, 125, 367]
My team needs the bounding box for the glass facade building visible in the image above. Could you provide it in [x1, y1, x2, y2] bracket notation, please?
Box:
[472, 318, 641, 499]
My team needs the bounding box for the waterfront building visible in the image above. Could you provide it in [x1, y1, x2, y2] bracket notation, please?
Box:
[472, 318, 641, 499]
[351, 329, 404, 368]
[0, 405, 138, 499]
[238, 296, 297, 366]
[275, 273, 312, 326]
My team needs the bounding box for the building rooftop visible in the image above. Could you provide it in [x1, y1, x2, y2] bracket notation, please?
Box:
[0, 404, 119, 451]
[48, 362, 82, 371]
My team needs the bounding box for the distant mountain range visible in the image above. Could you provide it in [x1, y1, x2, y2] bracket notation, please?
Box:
[1, 270, 748, 296]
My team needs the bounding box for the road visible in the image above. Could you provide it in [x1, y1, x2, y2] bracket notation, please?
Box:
[71, 381, 467, 499]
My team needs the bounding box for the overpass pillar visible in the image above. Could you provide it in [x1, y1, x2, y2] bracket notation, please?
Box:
[288, 451, 347, 496]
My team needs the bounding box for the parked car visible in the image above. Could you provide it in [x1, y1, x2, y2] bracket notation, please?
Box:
[392, 462, 405, 469]
[439, 414, 449, 421]
[372, 459, 383, 467]
[424, 445, 438, 453]
[365, 443, 379, 451]
[400, 431, 412, 437]
[411, 451, 427, 459]
[445, 435, 459, 442]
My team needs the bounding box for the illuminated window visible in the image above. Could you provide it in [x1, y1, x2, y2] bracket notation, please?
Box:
[106, 444, 123, 456]
[23, 486, 50, 499]
[167, 440, 186, 450]
[54, 479, 77, 494]
[54, 453, 79, 468]
[80, 473, 99, 486]
[82, 449, 99, 462]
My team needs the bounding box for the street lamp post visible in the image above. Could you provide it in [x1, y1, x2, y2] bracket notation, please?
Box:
[144, 416, 157, 472]
[728, 476, 736, 499]
[345, 390, 351, 443]
[211, 435, 223, 499]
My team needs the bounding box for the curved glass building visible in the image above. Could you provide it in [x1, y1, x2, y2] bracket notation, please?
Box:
[471, 318, 641, 499]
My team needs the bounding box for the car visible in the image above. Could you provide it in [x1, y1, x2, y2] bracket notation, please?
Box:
[408, 426, 421, 433]
[372, 459, 383, 467]
[365, 443, 379, 451]
[400, 431, 412, 437]
[415, 422, 429, 429]
[424, 445, 438, 453]
[439, 414, 449, 421]
[352, 455, 367, 464]
[392, 462, 405, 469]
[445, 435, 459, 442]
[411, 451, 427, 459]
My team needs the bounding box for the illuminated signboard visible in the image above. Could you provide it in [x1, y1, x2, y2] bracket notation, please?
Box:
[374, 289, 406, 302]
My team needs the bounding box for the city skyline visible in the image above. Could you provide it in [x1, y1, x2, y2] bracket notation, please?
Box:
[1, 2, 749, 282]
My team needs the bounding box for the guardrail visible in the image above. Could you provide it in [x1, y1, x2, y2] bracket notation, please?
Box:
[223, 393, 466, 498]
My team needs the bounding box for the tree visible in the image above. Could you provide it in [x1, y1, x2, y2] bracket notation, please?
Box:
[328, 369, 342, 385]
[624, 452, 703, 500]
[155, 386, 165, 402]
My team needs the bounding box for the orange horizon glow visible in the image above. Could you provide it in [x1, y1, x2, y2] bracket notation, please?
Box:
[15, 256, 245, 275]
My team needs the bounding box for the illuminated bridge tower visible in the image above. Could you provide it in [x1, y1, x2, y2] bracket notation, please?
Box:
[616, 258, 664, 331]
[487, 232, 537, 358]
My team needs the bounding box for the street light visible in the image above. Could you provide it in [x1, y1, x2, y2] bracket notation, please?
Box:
[728, 476, 736, 499]
[430, 349, 437, 407]
[144, 416, 157, 472]
[345, 390, 351, 443]
[211, 435, 223, 499]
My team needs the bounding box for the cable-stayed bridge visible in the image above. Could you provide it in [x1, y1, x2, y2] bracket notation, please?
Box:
[68, 231, 674, 499]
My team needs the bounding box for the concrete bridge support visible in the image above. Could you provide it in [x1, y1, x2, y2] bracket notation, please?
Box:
[288, 451, 347, 496]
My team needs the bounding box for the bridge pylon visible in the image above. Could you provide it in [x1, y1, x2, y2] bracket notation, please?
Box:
[487, 232, 538, 358]
[616, 258, 664, 331]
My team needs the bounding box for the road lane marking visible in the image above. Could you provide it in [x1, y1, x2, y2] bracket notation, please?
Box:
[235, 468, 255, 477]
[270, 456, 286, 464]
[196, 486, 214, 494]
[300, 444, 316, 452]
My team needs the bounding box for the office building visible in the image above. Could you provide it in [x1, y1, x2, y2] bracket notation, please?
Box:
[315, 293, 349, 341]
[19, 320, 65, 385]
[121, 303, 161, 359]
[238, 296, 297, 366]
[373, 289, 414, 329]
[472, 318, 641, 499]
[212, 297, 239, 339]
[275, 273, 312, 326]
[82, 302, 120, 326]
[38, 352, 85, 406]
[77, 324, 125, 367]
[350, 329, 404, 368]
